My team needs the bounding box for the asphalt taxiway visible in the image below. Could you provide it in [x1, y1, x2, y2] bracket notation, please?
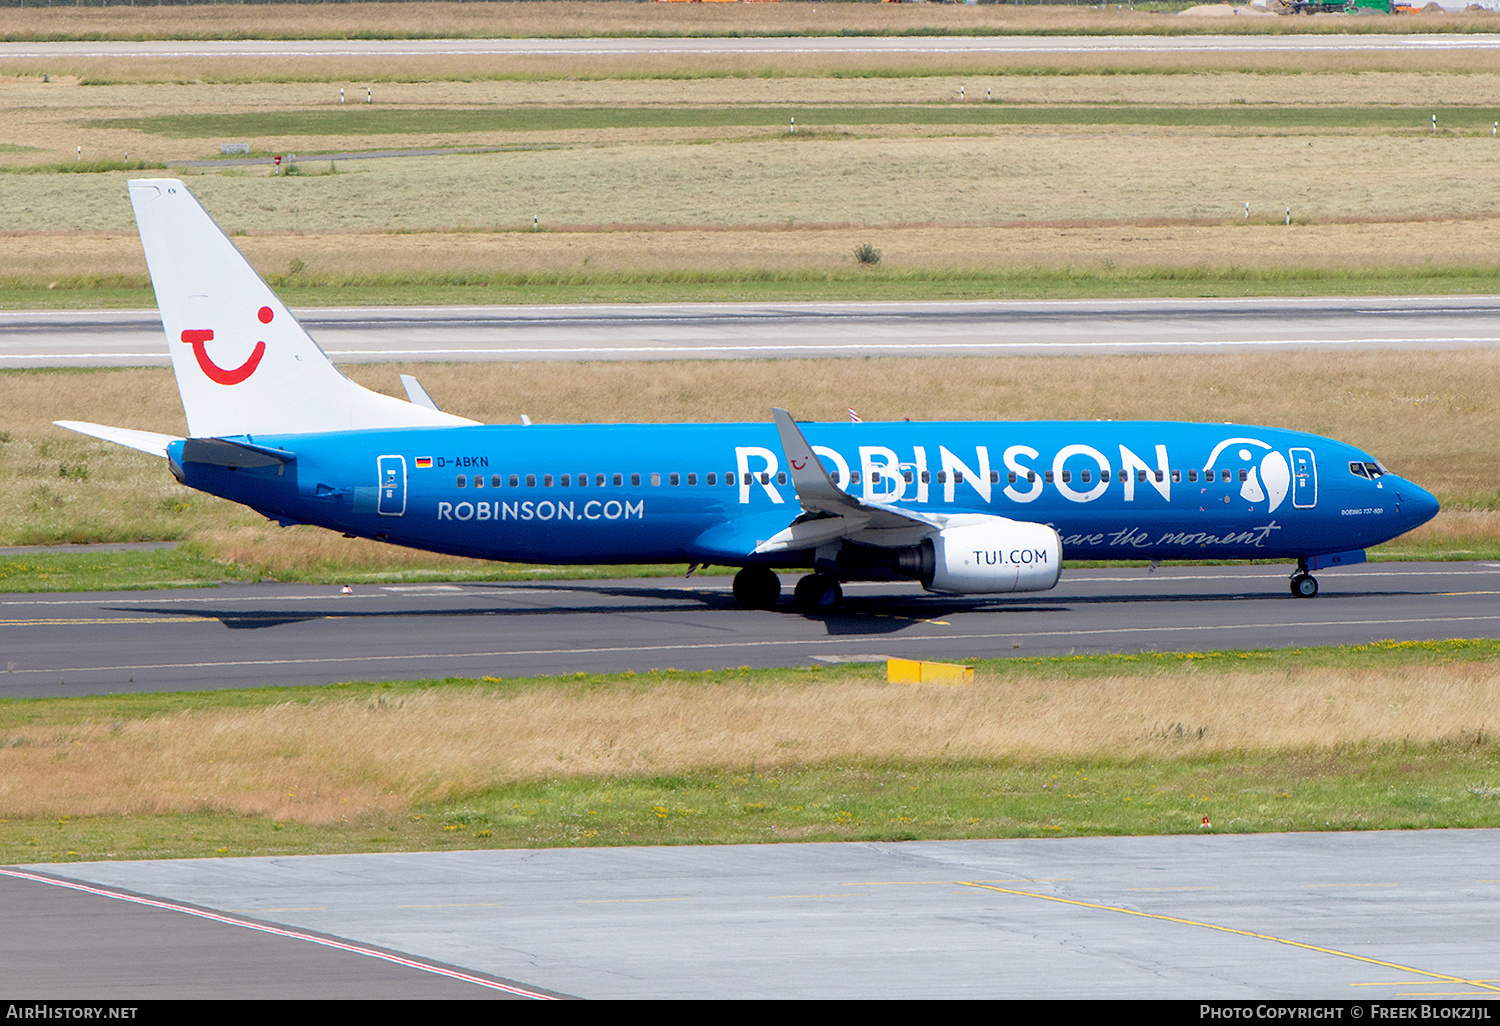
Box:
[2, 561, 1497, 698]
[5, 296, 1500, 366]
[8, 830, 1499, 999]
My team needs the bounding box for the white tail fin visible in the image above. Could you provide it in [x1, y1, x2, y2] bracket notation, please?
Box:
[128, 179, 475, 437]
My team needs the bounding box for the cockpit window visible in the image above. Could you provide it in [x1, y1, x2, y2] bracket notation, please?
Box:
[1365, 462, 1385, 478]
[1349, 462, 1369, 479]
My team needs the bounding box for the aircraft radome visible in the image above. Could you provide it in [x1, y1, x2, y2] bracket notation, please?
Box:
[57, 180, 1440, 611]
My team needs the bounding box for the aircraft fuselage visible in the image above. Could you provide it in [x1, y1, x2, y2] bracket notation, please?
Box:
[169, 419, 1438, 568]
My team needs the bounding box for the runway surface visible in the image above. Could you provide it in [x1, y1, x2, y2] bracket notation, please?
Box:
[2, 32, 1497, 60]
[11, 830, 1500, 999]
[5, 296, 1499, 367]
[3, 561, 1497, 698]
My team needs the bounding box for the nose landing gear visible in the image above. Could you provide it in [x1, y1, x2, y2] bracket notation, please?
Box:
[1290, 558, 1319, 598]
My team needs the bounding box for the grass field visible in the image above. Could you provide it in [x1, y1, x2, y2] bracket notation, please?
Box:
[3, 641, 1497, 863]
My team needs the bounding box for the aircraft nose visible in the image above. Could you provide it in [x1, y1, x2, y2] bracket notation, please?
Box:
[1395, 478, 1440, 530]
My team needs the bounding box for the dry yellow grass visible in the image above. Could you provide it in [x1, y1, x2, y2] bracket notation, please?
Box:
[11, 219, 1500, 283]
[12, 48, 1500, 87]
[7, 132, 1500, 233]
[3, 662, 1495, 823]
[6, 2, 1499, 43]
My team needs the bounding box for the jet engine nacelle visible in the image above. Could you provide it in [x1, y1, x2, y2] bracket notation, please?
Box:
[913, 516, 1062, 594]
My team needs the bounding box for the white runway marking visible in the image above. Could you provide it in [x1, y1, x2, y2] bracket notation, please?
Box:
[0, 868, 555, 999]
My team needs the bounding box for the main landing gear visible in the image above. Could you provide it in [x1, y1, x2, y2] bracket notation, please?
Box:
[1290, 559, 1319, 599]
[793, 572, 843, 613]
[732, 566, 781, 609]
[732, 568, 845, 612]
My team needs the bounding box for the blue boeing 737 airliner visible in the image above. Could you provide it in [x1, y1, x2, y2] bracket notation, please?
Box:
[58, 180, 1440, 611]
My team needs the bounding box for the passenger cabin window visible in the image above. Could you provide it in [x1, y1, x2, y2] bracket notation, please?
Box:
[1044, 471, 1054, 484]
[707, 472, 716, 486]
[1188, 470, 1197, 483]
[1080, 470, 1091, 484]
[831, 471, 842, 485]
[687, 473, 697, 486]
[1171, 470, 1181, 483]
[491, 475, 502, 488]
[777, 472, 787, 485]
[543, 474, 554, 487]
[651, 473, 661, 487]
[526, 474, 537, 488]
[905, 471, 916, 484]
[509, 475, 520, 488]
[989, 471, 1000, 484]
[474, 475, 484, 489]
[613, 473, 623, 486]
[669, 473, 680, 486]
[456, 475, 466, 488]
[631, 474, 641, 487]
[596, 474, 606, 487]
[560, 474, 570, 487]
[1238, 469, 1247, 482]
[1101, 470, 1111, 482]
[1060, 470, 1071, 484]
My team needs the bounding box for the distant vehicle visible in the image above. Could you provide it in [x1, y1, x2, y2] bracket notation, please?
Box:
[1270, 0, 1402, 13]
[59, 180, 1440, 610]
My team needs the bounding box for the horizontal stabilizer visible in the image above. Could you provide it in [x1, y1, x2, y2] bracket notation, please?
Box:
[54, 420, 181, 459]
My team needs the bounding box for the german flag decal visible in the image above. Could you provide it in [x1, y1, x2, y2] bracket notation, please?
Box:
[415, 457, 432, 469]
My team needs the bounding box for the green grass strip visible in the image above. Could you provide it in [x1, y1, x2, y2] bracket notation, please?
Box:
[11, 265, 1500, 312]
[97, 105, 1500, 139]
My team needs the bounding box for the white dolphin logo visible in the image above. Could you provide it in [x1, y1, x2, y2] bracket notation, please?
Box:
[1204, 437, 1291, 513]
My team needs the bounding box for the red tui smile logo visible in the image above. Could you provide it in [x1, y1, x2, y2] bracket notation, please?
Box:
[180, 306, 271, 385]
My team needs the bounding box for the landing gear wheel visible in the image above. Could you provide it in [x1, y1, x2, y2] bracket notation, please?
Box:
[732, 566, 782, 609]
[793, 573, 844, 613]
[1290, 573, 1319, 599]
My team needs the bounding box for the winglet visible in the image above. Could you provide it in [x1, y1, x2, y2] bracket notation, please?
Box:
[771, 408, 860, 516]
